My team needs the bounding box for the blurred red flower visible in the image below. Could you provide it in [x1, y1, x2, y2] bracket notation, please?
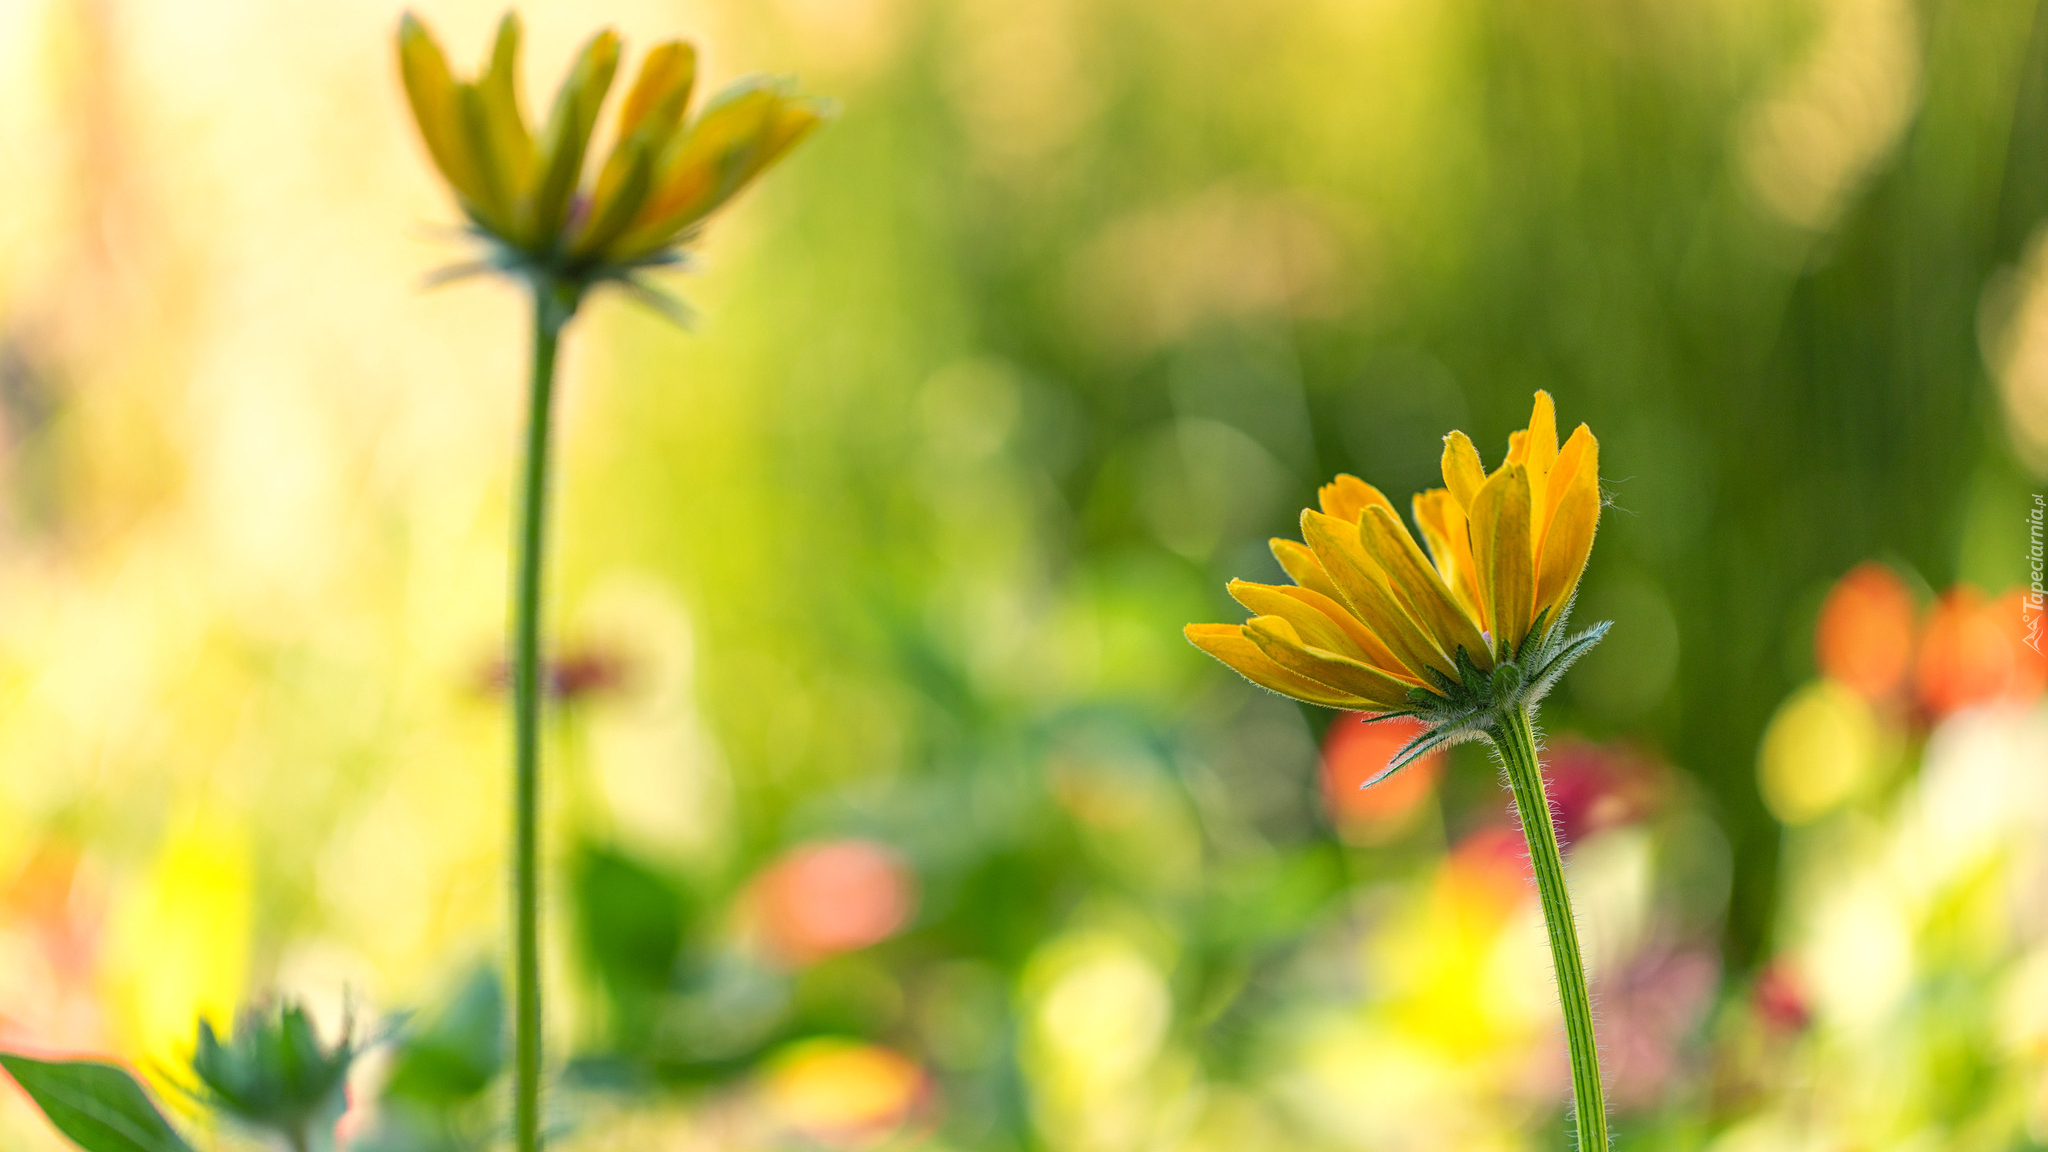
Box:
[476, 645, 633, 704]
[1751, 959, 1811, 1034]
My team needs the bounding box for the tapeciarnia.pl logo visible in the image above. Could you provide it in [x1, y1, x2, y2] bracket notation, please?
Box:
[2028, 493, 2045, 656]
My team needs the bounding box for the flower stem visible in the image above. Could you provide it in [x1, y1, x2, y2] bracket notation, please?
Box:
[1494, 705, 1608, 1150]
[513, 281, 571, 1152]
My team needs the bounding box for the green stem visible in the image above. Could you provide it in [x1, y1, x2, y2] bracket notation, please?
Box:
[513, 281, 571, 1152]
[1495, 705, 1608, 1151]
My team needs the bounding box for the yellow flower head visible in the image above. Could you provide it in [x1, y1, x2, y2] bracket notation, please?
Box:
[1185, 392, 1606, 763]
[397, 11, 828, 290]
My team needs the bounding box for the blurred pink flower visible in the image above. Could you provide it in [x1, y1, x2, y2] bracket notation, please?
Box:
[1542, 738, 1664, 849]
[1599, 945, 1719, 1110]
[754, 840, 917, 965]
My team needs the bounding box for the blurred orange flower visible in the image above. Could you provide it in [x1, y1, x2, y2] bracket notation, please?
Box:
[1815, 562, 1916, 702]
[1320, 714, 1443, 841]
[1914, 586, 2043, 717]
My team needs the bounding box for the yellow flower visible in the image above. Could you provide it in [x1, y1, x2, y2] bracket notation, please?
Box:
[397, 11, 827, 286]
[1185, 391, 1604, 728]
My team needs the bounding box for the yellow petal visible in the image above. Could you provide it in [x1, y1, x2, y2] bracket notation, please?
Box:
[1534, 426, 1600, 623]
[1538, 423, 1595, 543]
[1470, 463, 1534, 658]
[1317, 474, 1395, 523]
[524, 30, 620, 245]
[1300, 509, 1454, 682]
[1357, 505, 1492, 670]
[454, 82, 516, 233]
[397, 14, 487, 208]
[1412, 489, 1485, 629]
[1185, 624, 1374, 709]
[1521, 391, 1558, 511]
[615, 41, 697, 144]
[476, 14, 535, 216]
[1230, 580, 1358, 656]
[613, 82, 828, 258]
[1441, 431, 1486, 511]
[1270, 537, 1344, 604]
[572, 135, 658, 258]
[1244, 618, 1416, 711]
[1228, 580, 1414, 679]
[578, 40, 694, 249]
[1524, 392, 1558, 476]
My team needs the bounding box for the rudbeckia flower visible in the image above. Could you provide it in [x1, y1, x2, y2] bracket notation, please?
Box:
[1185, 391, 1609, 772]
[397, 11, 828, 302]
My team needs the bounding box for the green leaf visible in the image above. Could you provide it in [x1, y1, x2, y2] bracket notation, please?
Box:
[571, 842, 689, 997]
[381, 966, 503, 1105]
[0, 1053, 196, 1152]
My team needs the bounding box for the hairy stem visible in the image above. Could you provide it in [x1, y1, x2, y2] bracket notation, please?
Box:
[512, 282, 569, 1152]
[1495, 705, 1608, 1150]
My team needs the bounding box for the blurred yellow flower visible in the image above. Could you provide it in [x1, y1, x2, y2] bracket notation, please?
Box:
[396, 10, 828, 288]
[759, 1038, 926, 1149]
[1758, 679, 1882, 824]
[1185, 391, 1602, 719]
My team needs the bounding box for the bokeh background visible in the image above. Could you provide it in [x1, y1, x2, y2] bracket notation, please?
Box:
[1, 0, 2047, 1148]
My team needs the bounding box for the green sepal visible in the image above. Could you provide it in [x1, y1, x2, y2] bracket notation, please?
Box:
[1489, 661, 1524, 703]
[184, 1001, 355, 1144]
[1354, 597, 1613, 794]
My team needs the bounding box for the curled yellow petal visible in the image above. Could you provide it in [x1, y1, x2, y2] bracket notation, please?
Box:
[1470, 463, 1534, 658]
[1270, 537, 1343, 604]
[1357, 505, 1492, 671]
[1244, 618, 1416, 710]
[1228, 580, 1414, 679]
[1300, 509, 1453, 682]
[1230, 580, 1357, 655]
[1441, 431, 1486, 511]
[397, 13, 488, 208]
[1534, 427, 1600, 623]
[1412, 489, 1485, 629]
[1317, 474, 1395, 523]
[1185, 624, 1374, 709]
[525, 30, 620, 246]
